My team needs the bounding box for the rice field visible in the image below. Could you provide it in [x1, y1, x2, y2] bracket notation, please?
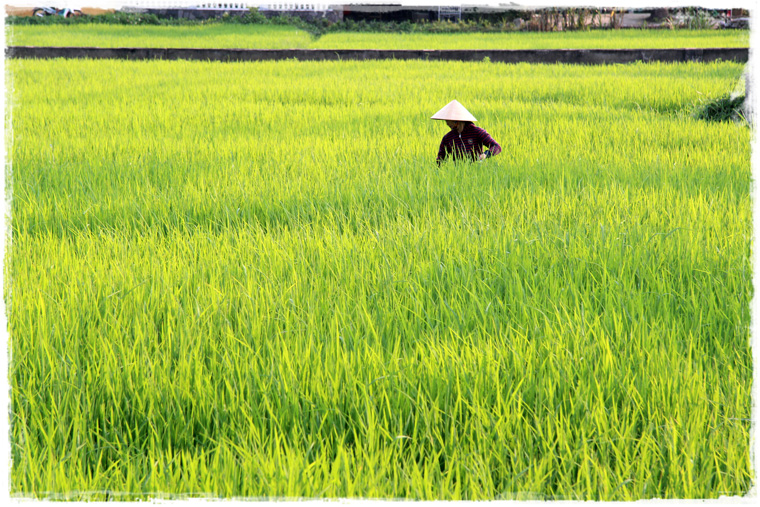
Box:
[6, 58, 752, 500]
[5, 24, 750, 49]
[308, 28, 750, 50]
[5, 23, 315, 49]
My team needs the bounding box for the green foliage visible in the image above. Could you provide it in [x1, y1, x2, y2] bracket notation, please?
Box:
[5, 24, 315, 49]
[8, 11, 177, 26]
[6, 25, 749, 50]
[695, 94, 746, 123]
[7, 7, 747, 34]
[237, 7, 268, 24]
[462, 9, 530, 24]
[306, 29, 748, 50]
[685, 7, 715, 30]
[7, 59, 752, 499]
[5, 8, 269, 27]
[315, 17, 525, 35]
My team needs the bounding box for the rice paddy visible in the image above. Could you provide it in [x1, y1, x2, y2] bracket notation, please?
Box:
[5, 24, 749, 49]
[5, 57, 752, 500]
[308, 28, 749, 50]
[5, 23, 315, 49]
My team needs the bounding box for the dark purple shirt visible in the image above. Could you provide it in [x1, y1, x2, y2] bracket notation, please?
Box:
[436, 123, 502, 163]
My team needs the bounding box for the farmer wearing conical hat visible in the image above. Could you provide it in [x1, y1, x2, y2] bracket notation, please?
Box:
[432, 100, 501, 165]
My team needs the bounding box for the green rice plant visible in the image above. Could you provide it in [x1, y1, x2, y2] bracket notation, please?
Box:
[5, 58, 752, 500]
[4, 23, 315, 49]
[5, 25, 749, 50]
[695, 94, 746, 123]
[309, 28, 748, 50]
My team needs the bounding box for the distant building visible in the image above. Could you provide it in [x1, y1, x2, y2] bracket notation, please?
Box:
[119, 3, 515, 23]
[121, 3, 338, 22]
[258, 4, 342, 22]
[121, 1, 251, 20]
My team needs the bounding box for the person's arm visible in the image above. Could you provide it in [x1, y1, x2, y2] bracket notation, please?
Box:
[478, 129, 502, 160]
[436, 138, 448, 165]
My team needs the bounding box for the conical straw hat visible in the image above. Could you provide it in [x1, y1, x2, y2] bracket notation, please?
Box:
[430, 100, 477, 122]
